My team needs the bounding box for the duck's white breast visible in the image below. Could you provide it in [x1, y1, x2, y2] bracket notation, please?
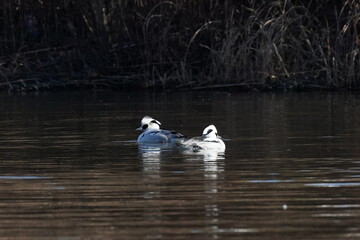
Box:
[196, 140, 225, 151]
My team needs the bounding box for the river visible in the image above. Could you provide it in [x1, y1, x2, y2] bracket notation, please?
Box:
[0, 91, 359, 239]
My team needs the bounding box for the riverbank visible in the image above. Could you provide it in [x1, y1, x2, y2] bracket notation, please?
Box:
[1, 1, 359, 92]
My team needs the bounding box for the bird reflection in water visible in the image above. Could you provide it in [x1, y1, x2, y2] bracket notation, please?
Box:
[138, 143, 168, 239]
[138, 143, 226, 239]
[181, 149, 225, 238]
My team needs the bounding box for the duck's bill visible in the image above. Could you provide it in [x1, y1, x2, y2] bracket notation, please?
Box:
[135, 127, 142, 131]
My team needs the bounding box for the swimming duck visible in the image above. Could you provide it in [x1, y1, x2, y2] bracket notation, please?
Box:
[178, 125, 225, 152]
[136, 116, 185, 144]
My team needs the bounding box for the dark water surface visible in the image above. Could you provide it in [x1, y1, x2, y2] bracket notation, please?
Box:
[1, 91, 360, 239]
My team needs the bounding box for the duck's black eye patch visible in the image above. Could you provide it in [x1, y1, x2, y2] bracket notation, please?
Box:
[142, 124, 148, 130]
[206, 129, 213, 135]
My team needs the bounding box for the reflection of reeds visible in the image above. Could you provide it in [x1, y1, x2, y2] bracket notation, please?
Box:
[0, 1, 359, 91]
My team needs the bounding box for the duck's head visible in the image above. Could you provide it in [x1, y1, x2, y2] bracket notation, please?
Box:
[136, 116, 161, 131]
[202, 125, 218, 139]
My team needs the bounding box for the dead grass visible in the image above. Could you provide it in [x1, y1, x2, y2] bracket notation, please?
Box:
[0, 0, 359, 91]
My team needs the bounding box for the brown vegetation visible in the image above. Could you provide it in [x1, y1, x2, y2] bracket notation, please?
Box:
[0, 0, 359, 91]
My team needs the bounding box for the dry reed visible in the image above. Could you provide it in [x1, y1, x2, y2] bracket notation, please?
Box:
[0, 0, 359, 91]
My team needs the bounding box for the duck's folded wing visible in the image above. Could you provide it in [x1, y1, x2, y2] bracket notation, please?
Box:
[177, 137, 203, 149]
[161, 129, 185, 139]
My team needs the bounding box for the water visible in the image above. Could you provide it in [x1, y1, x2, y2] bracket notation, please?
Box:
[1, 91, 360, 239]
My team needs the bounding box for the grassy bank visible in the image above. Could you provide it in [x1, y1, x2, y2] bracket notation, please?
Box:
[0, 0, 359, 91]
